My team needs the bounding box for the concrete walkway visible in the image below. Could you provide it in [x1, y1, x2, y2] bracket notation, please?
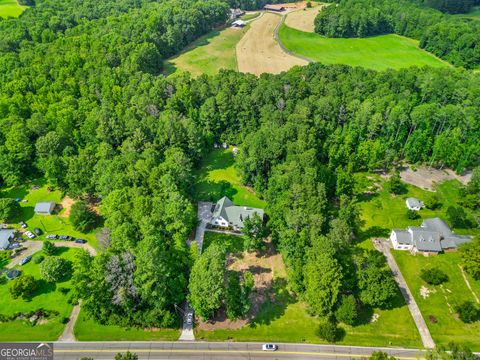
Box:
[374, 239, 435, 349]
[58, 304, 81, 342]
[178, 303, 194, 341]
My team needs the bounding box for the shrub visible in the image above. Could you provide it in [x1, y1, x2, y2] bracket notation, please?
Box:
[384, 171, 406, 195]
[420, 268, 448, 285]
[33, 255, 44, 264]
[406, 209, 420, 220]
[43, 241, 56, 256]
[335, 295, 358, 325]
[316, 320, 340, 343]
[40, 257, 71, 283]
[424, 193, 441, 210]
[61, 317, 70, 324]
[58, 287, 70, 294]
[455, 301, 480, 323]
[70, 201, 98, 232]
[9, 275, 37, 300]
[446, 206, 470, 228]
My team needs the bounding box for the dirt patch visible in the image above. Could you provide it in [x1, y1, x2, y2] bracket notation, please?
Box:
[196, 241, 287, 331]
[420, 285, 436, 299]
[285, 4, 325, 32]
[236, 12, 307, 76]
[399, 166, 471, 192]
[59, 196, 74, 218]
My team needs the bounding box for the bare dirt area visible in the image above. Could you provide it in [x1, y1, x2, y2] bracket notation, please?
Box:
[196, 241, 287, 331]
[399, 166, 471, 191]
[285, 4, 325, 32]
[59, 196, 74, 217]
[236, 12, 307, 76]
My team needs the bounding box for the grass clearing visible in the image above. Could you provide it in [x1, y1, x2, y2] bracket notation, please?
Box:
[240, 12, 260, 21]
[285, 5, 324, 32]
[279, 24, 450, 71]
[0, 0, 26, 18]
[0, 247, 80, 341]
[203, 231, 244, 254]
[165, 26, 249, 77]
[74, 310, 180, 341]
[194, 148, 266, 208]
[393, 251, 480, 350]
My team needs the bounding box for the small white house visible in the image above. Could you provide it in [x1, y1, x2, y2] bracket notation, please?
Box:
[34, 202, 56, 215]
[232, 19, 246, 28]
[406, 197, 423, 211]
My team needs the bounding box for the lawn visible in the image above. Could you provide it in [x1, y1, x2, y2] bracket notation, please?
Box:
[1, 180, 102, 251]
[194, 148, 266, 209]
[393, 251, 480, 350]
[164, 25, 249, 77]
[278, 24, 450, 71]
[74, 310, 180, 341]
[0, 0, 26, 18]
[240, 12, 259, 21]
[0, 247, 79, 341]
[203, 231, 244, 254]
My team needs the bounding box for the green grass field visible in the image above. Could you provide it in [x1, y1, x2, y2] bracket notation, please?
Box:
[393, 251, 480, 350]
[194, 148, 266, 208]
[0, 0, 26, 18]
[164, 25, 249, 77]
[203, 231, 244, 254]
[1, 180, 102, 250]
[0, 247, 80, 341]
[74, 310, 180, 341]
[278, 24, 450, 71]
[240, 12, 259, 21]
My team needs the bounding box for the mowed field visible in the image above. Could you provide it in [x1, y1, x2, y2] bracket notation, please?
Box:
[236, 12, 308, 76]
[284, 5, 325, 32]
[0, 0, 26, 17]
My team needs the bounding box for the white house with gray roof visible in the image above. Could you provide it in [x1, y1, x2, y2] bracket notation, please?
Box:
[34, 202, 56, 215]
[406, 197, 423, 211]
[390, 217, 472, 254]
[211, 196, 264, 231]
[0, 229, 15, 250]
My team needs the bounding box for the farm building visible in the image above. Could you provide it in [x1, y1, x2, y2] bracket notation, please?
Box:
[264, 4, 285, 11]
[406, 197, 423, 210]
[0, 229, 15, 250]
[34, 201, 56, 215]
[230, 8, 245, 19]
[232, 20, 246, 28]
[390, 217, 472, 255]
[211, 196, 264, 231]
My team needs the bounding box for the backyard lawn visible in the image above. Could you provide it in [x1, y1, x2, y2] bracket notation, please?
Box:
[393, 251, 480, 350]
[278, 24, 450, 71]
[1, 180, 102, 250]
[194, 148, 266, 209]
[0, 0, 26, 18]
[203, 231, 244, 254]
[0, 247, 80, 341]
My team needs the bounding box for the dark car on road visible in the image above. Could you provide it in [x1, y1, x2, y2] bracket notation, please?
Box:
[34, 228, 42, 236]
[19, 256, 32, 266]
[59, 235, 73, 241]
[74, 239, 87, 244]
[46, 234, 58, 240]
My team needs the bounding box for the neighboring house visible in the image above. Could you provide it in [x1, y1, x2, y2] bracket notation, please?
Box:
[230, 8, 245, 19]
[232, 147, 239, 156]
[211, 197, 264, 231]
[0, 229, 15, 250]
[264, 4, 285, 11]
[406, 197, 424, 210]
[390, 217, 472, 255]
[232, 20, 246, 28]
[34, 202, 56, 215]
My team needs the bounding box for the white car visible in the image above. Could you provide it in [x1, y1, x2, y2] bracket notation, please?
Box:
[25, 231, 35, 239]
[186, 313, 193, 325]
[262, 344, 277, 351]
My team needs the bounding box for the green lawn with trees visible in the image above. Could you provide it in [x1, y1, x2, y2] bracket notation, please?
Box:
[279, 25, 449, 71]
[0, 247, 80, 341]
[0, 0, 27, 18]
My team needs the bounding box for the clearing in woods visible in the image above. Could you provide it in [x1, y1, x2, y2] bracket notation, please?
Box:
[284, 5, 325, 32]
[0, 0, 26, 18]
[236, 12, 307, 76]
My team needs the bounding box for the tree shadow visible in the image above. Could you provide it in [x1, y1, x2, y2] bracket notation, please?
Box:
[356, 226, 390, 244]
[204, 150, 235, 172]
[248, 266, 272, 276]
[32, 279, 56, 297]
[197, 179, 238, 202]
[355, 304, 375, 326]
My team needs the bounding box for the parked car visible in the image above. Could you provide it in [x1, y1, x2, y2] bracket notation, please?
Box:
[19, 256, 32, 266]
[186, 313, 193, 325]
[262, 344, 277, 351]
[19, 221, 27, 229]
[34, 228, 42, 236]
[46, 234, 58, 240]
[25, 231, 35, 239]
[74, 238, 87, 244]
[5, 269, 20, 280]
[8, 242, 22, 250]
[59, 235, 73, 241]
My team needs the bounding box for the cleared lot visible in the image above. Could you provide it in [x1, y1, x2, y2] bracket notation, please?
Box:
[285, 5, 325, 32]
[236, 12, 307, 76]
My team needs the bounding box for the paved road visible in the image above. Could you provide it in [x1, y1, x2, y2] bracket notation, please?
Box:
[374, 239, 435, 349]
[53, 342, 426, 360]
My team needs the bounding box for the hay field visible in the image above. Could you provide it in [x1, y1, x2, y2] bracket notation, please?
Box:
[285, 5, 325, 32]
[236, 12, 307, 76]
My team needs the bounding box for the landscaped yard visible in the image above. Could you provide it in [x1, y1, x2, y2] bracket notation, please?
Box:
[278, 24, 450, 71]
[393, 251, 480, 350]
[1, 179, 102, 250]
[194, 148, 266, 208]
[0, 247, 80, 341]
[0, 0, 26, 18]
[74, 310, 180, 341]
[203, 231, 244, 254]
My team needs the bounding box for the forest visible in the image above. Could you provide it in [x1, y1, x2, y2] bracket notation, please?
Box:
[315, 0, 480, 69]
[1, 0, 480, 330]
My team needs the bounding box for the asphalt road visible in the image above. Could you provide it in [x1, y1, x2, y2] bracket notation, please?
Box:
[53, 342, 425, 360]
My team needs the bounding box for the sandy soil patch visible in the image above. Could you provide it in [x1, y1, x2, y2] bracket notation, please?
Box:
[236, 12, 307, 76]
[285, 4, 325, 32]
[196, 241, 287, 330]
[59, 196, 74, 218]
[420, 285, 436, 299]
[399, 166, 471, 191]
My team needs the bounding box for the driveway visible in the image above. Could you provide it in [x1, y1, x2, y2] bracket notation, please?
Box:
[373, 239, 435, 349]
[55, 241, 97, 256]
[6, 240, 42, 269]
[58, 304, 80, 342]
[193, 202, 213, 253]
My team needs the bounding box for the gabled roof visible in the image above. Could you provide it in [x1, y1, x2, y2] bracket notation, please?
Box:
[392, 229, 412, 245]
[0, 229, 15, 249]
[406, 197, 423, 208]
[212, 196, 234, 220]
[422, 218, 452, 238]
[34, 202, 55, 213]
[212, 197, 264, 229]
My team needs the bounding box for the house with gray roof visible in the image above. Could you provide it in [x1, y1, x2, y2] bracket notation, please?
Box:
[34, 202, 56, 215]
[0, 229, 15, 250]
[390, 217, 472, 255]
[406, 197, 423, 211]
[211, 196, 264, 230]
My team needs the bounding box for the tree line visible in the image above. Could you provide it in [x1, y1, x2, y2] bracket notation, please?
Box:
[315, 0, 480, 69]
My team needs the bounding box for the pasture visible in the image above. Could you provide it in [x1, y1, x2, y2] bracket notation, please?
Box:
[278, 24, 450, 71]
[284, 5, 324, 32]
[0, 0, 26, 18]
[236, 12, 307, 76]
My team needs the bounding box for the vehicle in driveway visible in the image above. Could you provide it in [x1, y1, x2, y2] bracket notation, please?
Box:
[19, 221, 27, 228]
[34, 228, 42, 236]
[46, 234, 58, 239]
[186, 313, 193, 325]
[19, 256, 32, 266]
[59, 235, 73, 241]
[74, 238, 87, 244]
[6, 269, 20, 280]
[262, 344, 278, 351]
[25, 231, 35, 239]
[8, 242, 22, 250]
